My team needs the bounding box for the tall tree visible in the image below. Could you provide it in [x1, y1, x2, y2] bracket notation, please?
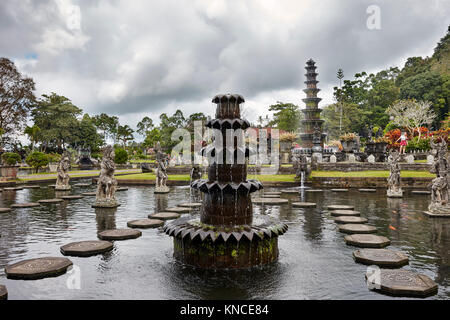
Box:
[72, 114, 104, 151]
[32, 93, 82, 151]
[136, 116, 154, 136]
[117, 124, 134, 147]
[0, 57, 36, 147]
[268, 102, 302, 132]
[24, 125, 41, 150]
[92, 113, 119, 143]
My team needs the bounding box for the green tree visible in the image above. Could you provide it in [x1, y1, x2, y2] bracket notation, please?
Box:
[322, 102, 368, 140]
[24, 125, 41, 150]
[136, 116, 154, 136]
[0, 58, 36, 147]
[32, 93, 82, 151]
[25, 151, 49, 173]
[72, 114, 104, 151]
[114, 147, 128, 164]
[92, 113, 119, 143]
[268, 102, 302, 132]
[142, 127, 161, 148]
[117, 124, 134, 148]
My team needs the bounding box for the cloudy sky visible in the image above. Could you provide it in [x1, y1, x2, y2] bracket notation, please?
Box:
[1, 0, 449, 140]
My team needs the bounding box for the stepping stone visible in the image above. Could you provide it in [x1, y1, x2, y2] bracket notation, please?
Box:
[334, 216, 368, 224]
[306, 189, 323, 192]
[412, 190, 431, 195]
[3, 188, 17, 191]
[60, 240, 113, 257]
[365, 269, 438, 297]
[178, 202, 202, 208]
[0, 285, 8, 300]
[338, 224, 377, 234]
[330, 210, 361, 217]
[61, 195, 84, 200]
[280, 189, 301, 194]
[73, 183, 92, 187]
[38, 199, 64, 204]
[5, 257, 73, 280]
[0, 208, 11, 213]
[423, 211, 450, 218]
[344, 234, 390, 248]
[149, 212, 181, 220]
[117, 187, 128, 191]
[127, 219, 164, 229]
[353, 249, 409, 267]
[82, 192, 97, 196]
[165, 207, 192, 213]
[327, 204, 354, 210]
[292, 202, 316, 208]
[11, 203, 40, 208]
[98, 229, 142, 241]
[359, 189, 377, 192]
[47, 185, 56, 188]
[252, 198, 289, 205]
[22, 185, 41, 189]
[331, 189, 349, 192]
[263, 191, 282, 195]
[261, 194, 281, 198]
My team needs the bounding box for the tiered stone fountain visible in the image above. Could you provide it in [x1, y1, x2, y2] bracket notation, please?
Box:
[164, 94, 288, 269]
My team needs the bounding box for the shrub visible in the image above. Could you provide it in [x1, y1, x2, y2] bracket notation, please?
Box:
[26, 152, 49, 173]
[406, 137, 431, 152]
[46, 153, 61, 163]
[1, 152, 21, 166]
[280, 132, 298, 142]
[114, 148, 128, 164]
[339, 133, 357, 141]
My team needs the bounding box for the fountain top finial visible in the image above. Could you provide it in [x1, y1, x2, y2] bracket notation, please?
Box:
[212, 94, 245, 105]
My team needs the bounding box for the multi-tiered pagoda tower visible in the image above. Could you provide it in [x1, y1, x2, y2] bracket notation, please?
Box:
[164, 94, 288, 269]
[300, 59, 325, 149]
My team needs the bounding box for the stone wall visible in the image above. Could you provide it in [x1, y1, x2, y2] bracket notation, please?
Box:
[316, 162, 431, 172]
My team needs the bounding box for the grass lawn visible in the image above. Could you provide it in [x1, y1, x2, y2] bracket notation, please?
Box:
[17, 170, 140, 182]
[310, 170, 435, 178]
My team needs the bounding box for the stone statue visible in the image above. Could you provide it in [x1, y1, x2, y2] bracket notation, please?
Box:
[293, 153, 311, 181]
[93, 145, 119, 208]
[387, 150, 403, 197]
[155, 142, 169, 193]
[55, 151, 71, 191]
[427, 139, 450, 214]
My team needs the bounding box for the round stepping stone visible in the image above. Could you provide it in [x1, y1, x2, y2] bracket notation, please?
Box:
[38, 198, 64, 204]
[98, 229, 142, 241]
[178, 202, 202, 208]
[330, 210, 361, 217]
[327, 204, 355, 210]
[3, 187, 17, 191]
[252, 198, 289, 205]
[127, 219, 164, 229]
[22, 185, 41, 189]
[261, 194, 281, 198]
[331, 189, 349, 192]
[11, 203, 40, 208]
[5, 257, 73, 280]
[117, 187, 128, 191]
[0, 208, 11, 213]
[306, 189, 323, 192]
[292, 202, 316, 208]
[334, 216, 368, 224]
[149, 212, 181, 220]
[354, 249, 409, 267]
[263, 191, 282, 195]
[365, 269, 438, 297]
[165, 207, 192, 213]
[280, 189, 300, 194]
[82, 192, 97, 196]
[412, 190, 431, 195]
[0, 285, 7, 300]
[73, 183, 92, 187]
[345, 234, 390, 248]
[359, 189, 377, 192]
[61, 195, 84, 200]
[338, 224, 377, 234]
[47, 185, 56, 188]
[60, 240, 113, 257]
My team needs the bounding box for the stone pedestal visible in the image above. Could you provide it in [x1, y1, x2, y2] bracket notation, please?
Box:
[387, 188, 403, 198]
[154, 186, 170, 194]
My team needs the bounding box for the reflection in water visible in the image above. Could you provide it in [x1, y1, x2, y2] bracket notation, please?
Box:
[0, 184, 449, 299]
[154, 193, 168, 212]
[95, 208, 117, 232]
